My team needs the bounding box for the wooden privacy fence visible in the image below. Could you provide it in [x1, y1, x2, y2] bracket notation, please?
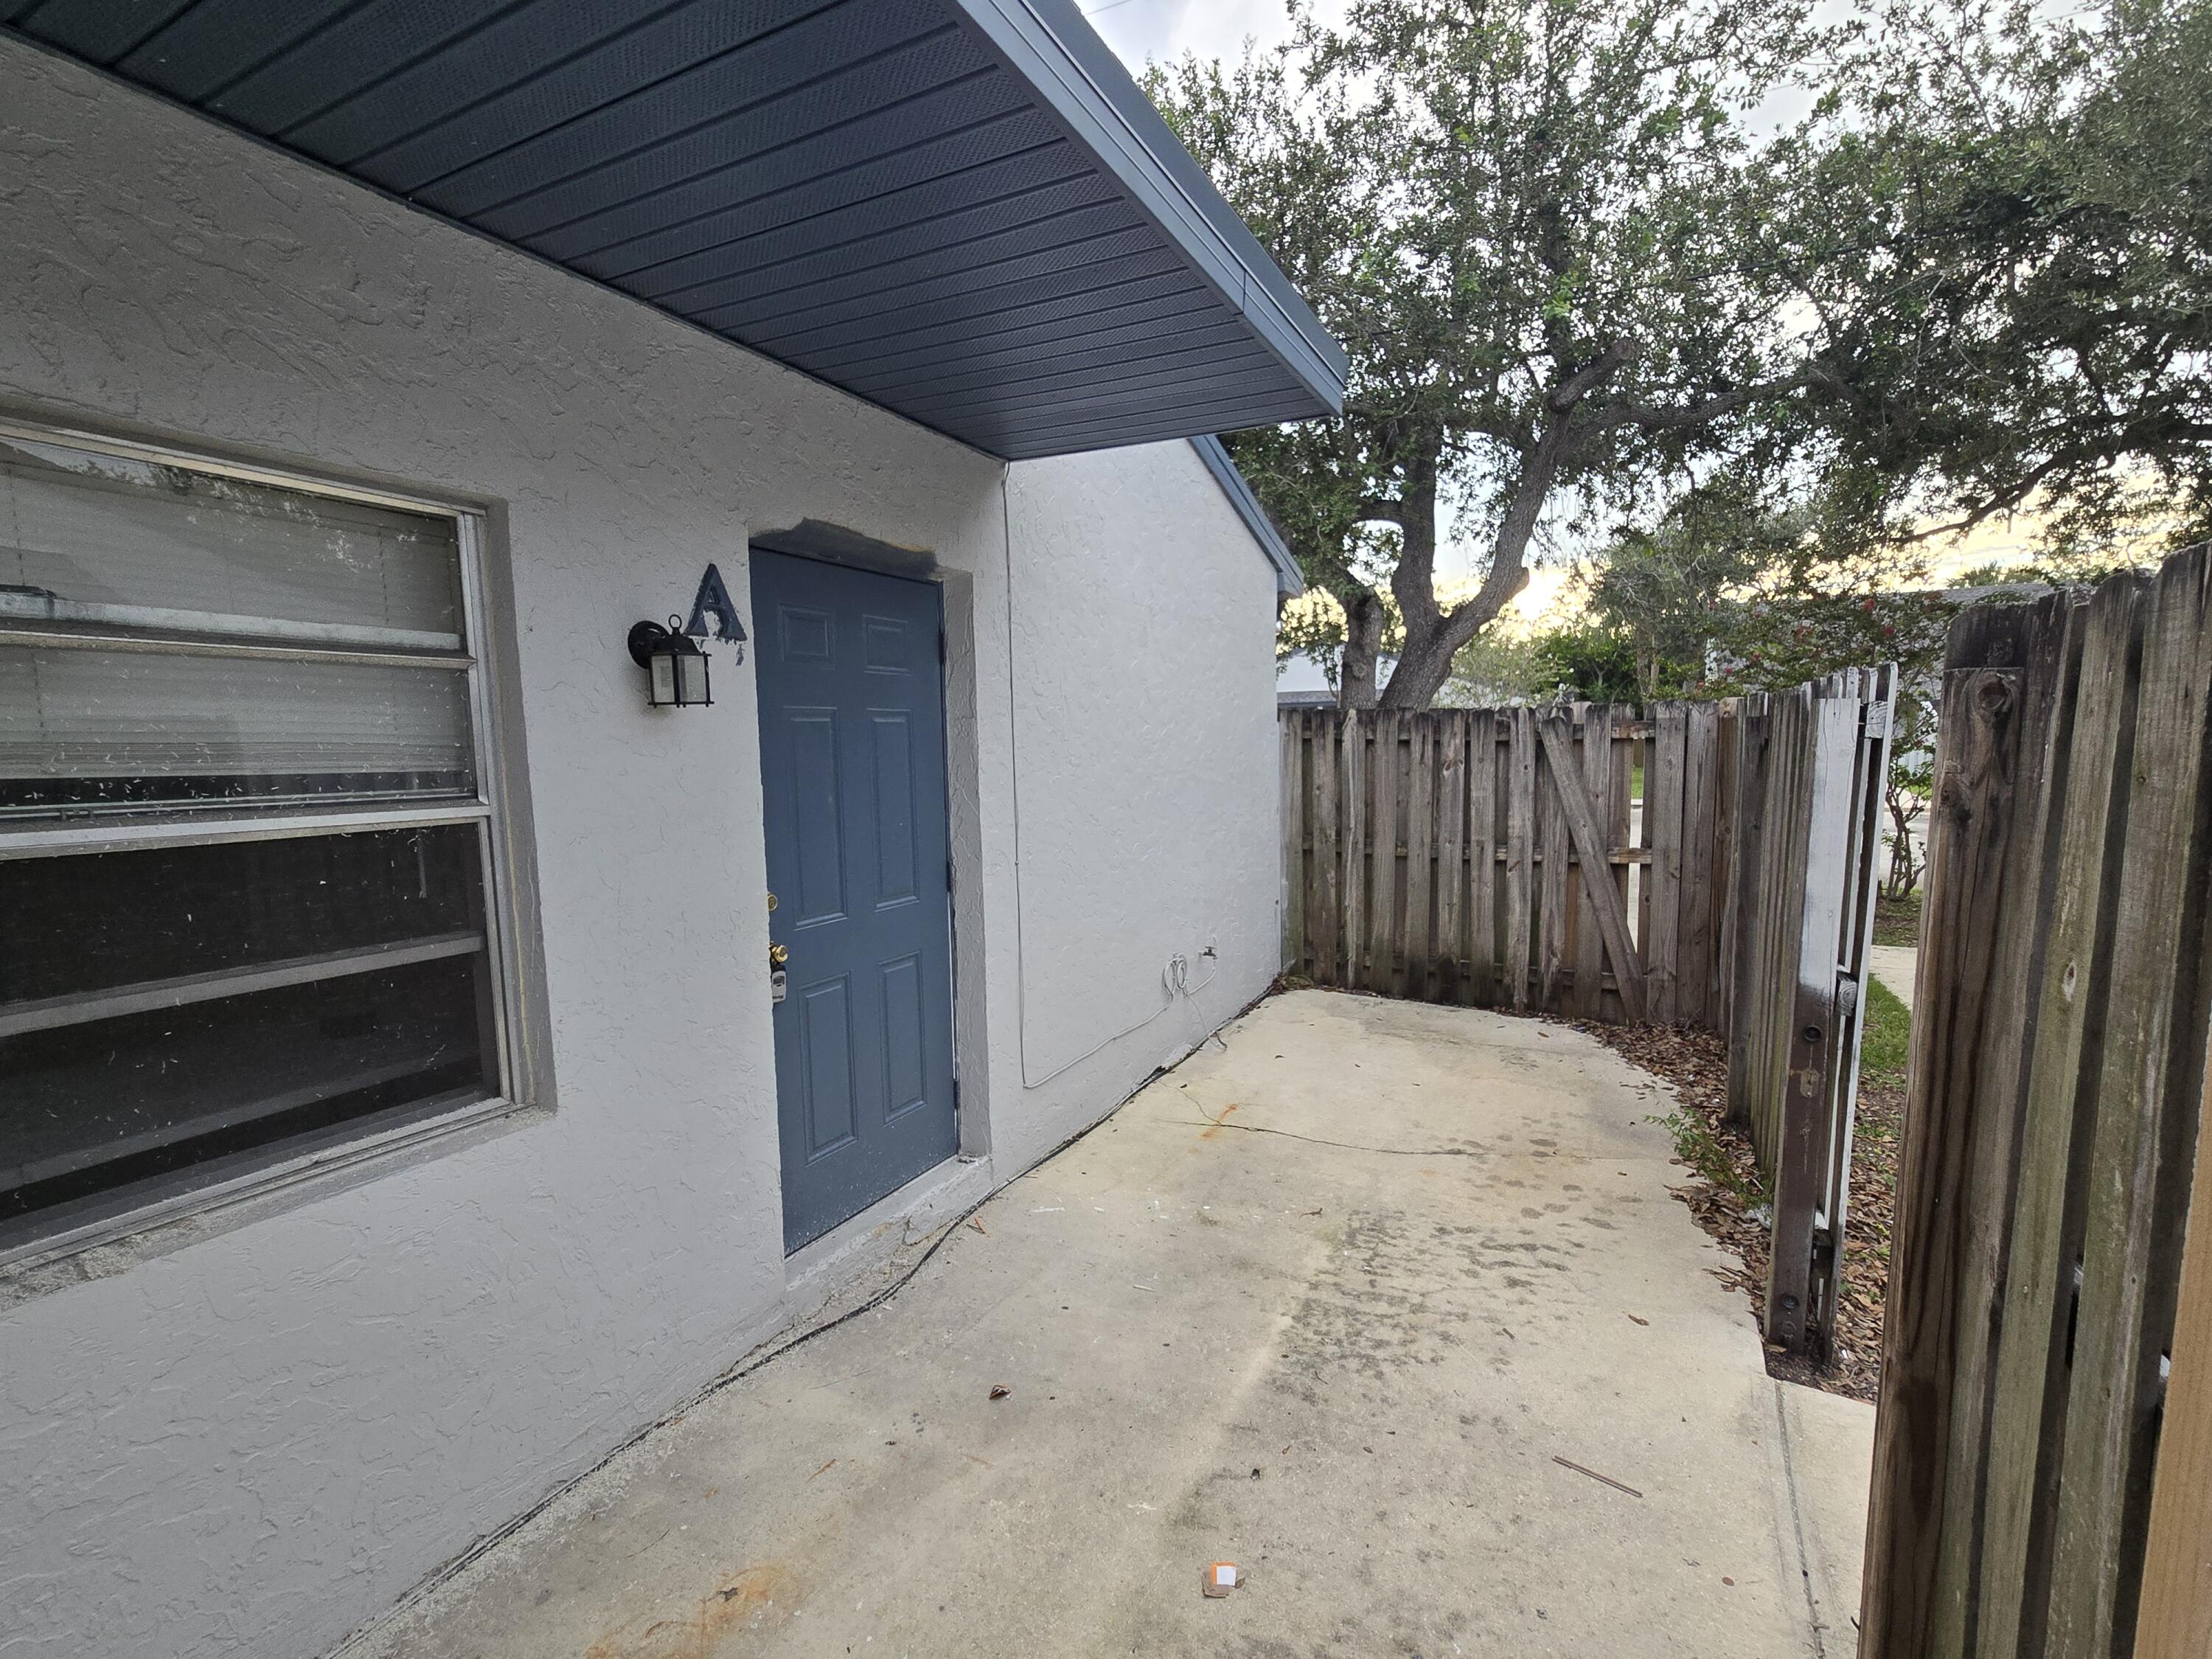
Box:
[1279, 670, 1896, 1360]
[1277, 702, 1742, 1029]
[1861, 544, 2212, 1658]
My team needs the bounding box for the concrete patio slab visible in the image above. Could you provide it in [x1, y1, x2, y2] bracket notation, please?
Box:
[341, 990, 1871, 1659]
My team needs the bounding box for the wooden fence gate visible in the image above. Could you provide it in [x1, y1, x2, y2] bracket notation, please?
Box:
[1727, 668, 1897, 1358]
[1861, 545, 2212, 1659]
[1279, 669, 1895, 1360]
[1278, 702, 1736, 1026]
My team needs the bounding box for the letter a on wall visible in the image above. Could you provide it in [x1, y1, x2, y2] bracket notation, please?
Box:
[684, 562, 746, 646]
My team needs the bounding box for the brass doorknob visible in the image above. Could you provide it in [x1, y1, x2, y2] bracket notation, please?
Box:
[768, 943, 790, 967]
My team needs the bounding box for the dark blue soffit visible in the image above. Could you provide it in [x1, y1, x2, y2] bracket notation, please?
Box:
[3, 0, 1348, 461]
[1190, 436, 1301, 598]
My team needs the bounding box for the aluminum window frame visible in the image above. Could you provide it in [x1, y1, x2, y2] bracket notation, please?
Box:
[0, 417, 538, 1267]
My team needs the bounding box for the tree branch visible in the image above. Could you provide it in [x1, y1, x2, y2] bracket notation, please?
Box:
[1582, 366, 1815, 432]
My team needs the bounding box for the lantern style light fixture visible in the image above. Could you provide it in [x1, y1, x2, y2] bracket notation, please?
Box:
[627, 614, 712, 708]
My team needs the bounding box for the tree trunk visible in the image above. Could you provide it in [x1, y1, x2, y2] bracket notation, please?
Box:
[1337, 588, 1385, 710]
[1883, 782, 1921, 899]
[1378, 350, 1624, 710]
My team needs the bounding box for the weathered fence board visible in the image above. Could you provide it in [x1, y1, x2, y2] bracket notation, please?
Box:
[1537, 709, 1645, 1021]
[2138, 1055, 2212, 1657]
[1978, 581, 2126, 1659]
[1279, 685, 1878, 1046]
[1862, 543, 2212, 1659]
[1646, 704, 1687, 1023]
[1506, 710, 1535, 1009]
[1468, 710, 1498, 1004]
[1434, 712, 1467, 1004]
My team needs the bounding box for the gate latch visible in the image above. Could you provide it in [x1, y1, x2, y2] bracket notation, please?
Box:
[1837, 974, 1860, 1015]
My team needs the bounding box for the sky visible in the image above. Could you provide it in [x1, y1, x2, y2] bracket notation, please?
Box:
[1079, 0, 1334, 70]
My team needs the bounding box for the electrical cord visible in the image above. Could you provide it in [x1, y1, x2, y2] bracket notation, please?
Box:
[352, 1052, 1197, 1638]
[1169, 1116, 1478, 1157]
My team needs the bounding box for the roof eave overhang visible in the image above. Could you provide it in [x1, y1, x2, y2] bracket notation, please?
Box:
[4, 0, 1346, 461]
[949, 0, 1349, 415]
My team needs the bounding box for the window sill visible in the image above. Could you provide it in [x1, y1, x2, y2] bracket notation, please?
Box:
[0, 1091, 545, 1310]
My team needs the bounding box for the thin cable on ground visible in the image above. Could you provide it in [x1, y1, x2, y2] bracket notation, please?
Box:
[338, 973, 1281, 1655]
[1169, 1119, 1479, 1157]
[340, 1089, 1138, 1651]
[1169, 1111, 1478, 1158]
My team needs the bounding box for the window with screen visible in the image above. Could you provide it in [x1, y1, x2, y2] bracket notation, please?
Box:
[0, 425, 521, 1251]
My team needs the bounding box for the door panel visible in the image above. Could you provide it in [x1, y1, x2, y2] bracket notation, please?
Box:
[754, 551, 955, 1251]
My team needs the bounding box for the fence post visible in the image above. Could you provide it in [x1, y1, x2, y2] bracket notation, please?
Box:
[1860, 596, 2075, 1659]
[1341, 710, 1366, 990]
[1764, 694, 1863, 1355]
[1434, 712, 1468, 1001]
[1861, 664, 2028, 1658]
[1725, 696, 1771, 1126]
[1280, 712, 1305, 974]
[2138, 1060, 2212, 1656]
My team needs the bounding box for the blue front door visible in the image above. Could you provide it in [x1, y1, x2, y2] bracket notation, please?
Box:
[752, 550, 957, 1251]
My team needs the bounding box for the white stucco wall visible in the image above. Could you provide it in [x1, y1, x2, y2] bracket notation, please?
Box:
[0, 38, 1281, 1659]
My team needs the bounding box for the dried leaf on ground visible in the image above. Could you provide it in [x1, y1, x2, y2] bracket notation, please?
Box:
[1572, 1019, 1899, 1404]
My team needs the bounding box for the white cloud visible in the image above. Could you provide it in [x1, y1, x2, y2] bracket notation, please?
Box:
[1081, 0, 1346, 75]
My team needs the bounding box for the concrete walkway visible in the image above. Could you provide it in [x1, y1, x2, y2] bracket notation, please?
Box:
[346, 992, 1871, 1659]
[1866, 945, 1919, 1013]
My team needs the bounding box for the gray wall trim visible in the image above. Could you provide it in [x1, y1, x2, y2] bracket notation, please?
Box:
[1190, 436, 1304, 597]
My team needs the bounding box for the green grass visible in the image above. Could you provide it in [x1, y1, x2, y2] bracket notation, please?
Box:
[1872, 888, 1923, 947]
[1860, 974, 1912, 1088]
[1648, 1108, 1764, 1205]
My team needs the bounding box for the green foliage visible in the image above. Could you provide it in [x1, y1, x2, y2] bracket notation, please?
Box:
[1530, 626, 1645, 703]
[1649, 1110, 1764, 1203]
[1180, 0, 2208, 712]
[1705, 583, 1958, 896]
[1872, 889, 1924, 948]
[1438, 627, 1551, 706]
[1775, 0, 2212, 558]
[1439, 620, 1700, 706]
[1151, 0, 1849, 709]
[1860, 975, 1913, 1089]
[1575, 484, 1878, 699]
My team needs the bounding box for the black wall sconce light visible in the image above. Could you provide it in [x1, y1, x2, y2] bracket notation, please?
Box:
[627, 563, 746, 709]
[627, 614, 712, 708]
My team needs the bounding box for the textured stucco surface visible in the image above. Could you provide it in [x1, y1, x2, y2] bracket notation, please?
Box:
[0, 38, 1282, 1659]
